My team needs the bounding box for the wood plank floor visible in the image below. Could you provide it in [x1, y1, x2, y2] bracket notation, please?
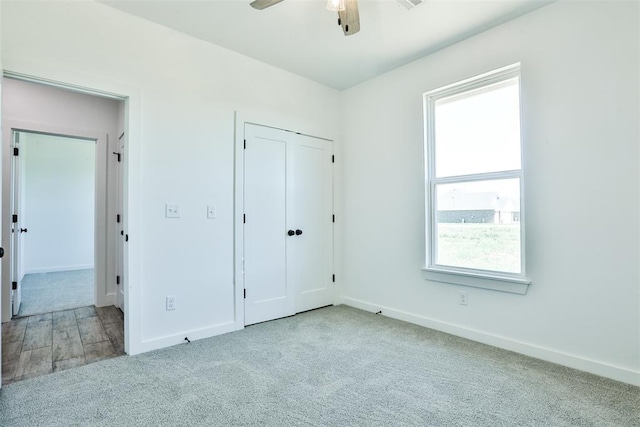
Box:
[2, 305, 124, 385]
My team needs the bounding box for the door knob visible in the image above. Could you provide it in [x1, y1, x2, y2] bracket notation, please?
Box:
[295, 229, 303, 236]
[20, 228, 28, 233]
[287, 230, 295, 236]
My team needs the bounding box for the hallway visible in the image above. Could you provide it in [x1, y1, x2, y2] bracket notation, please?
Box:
[2, 305, 124, 385]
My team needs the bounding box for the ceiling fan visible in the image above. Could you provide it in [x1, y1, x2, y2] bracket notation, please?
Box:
[249, 0, 361, 36]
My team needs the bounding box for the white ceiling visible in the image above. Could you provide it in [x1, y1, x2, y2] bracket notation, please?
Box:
[101, 0, 550, 90]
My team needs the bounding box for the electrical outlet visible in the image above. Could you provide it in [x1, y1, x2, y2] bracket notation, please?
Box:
[166, 295, 176, 311]
[459, 291, 468, 306]
[207, 205, 216, 219]
[165, 204, 180, 218]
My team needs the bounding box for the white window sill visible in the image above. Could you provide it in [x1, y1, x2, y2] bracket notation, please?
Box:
[422, 267, 530, 294]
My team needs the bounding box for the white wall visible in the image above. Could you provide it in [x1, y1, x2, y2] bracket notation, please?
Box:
[0, 1, 341, 354]
[2, 78, 121, 319]
[341, 1, 640, 385]
[22, 133, 95, 273]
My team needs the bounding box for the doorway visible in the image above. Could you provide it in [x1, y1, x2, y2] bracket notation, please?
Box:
[1, 76, 128, 384]
[11, 131, 97, 317]
[1, 77, 125, 322]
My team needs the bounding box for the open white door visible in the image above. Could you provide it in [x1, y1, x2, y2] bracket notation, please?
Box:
[10, 130, 23, 316]
[115, 135, 125, 311]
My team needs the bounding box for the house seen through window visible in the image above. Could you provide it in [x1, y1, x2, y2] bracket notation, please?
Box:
[424, 64, 525, 279]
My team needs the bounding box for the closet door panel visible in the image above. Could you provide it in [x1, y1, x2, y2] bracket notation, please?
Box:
[244, 124, 294, 325]
[290, 135, 333, 313]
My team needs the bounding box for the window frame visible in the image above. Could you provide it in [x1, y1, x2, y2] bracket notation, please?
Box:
[422, 64, 530, 294]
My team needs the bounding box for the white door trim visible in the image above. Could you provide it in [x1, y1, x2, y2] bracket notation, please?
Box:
[3, 121, 109, 309]
[0, 69, 142, 357]
[0, 72, 142, 362]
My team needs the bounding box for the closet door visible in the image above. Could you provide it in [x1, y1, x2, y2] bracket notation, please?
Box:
[244, 124, 294, 326]
[289, 134, 333, 313]
[243, 124, 333, 326]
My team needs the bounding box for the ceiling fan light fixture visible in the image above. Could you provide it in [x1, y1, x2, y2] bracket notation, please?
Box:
[326, 0, 346, 12]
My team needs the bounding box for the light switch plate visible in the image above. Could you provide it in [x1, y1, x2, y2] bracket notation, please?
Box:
[459, 291, 468, 306]
[166, 204, 180, 218]
[166, 295, 176, 311]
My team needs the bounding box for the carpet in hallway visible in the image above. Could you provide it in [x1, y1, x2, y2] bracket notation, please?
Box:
[17, 269, 94, 317]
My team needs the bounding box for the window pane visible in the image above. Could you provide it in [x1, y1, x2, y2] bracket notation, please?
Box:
[434, 78, 521, 177]
[435, 179, 521, 273]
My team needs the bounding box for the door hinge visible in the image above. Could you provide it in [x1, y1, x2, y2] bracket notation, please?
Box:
[332, 274, 336, 283]
[13, 147, 19, 156]
[244, 289, 246, 299]
[117, 214, 121, 223]
[11, 281, 17, 290]
[116, 275, 120, 285]
[332, 155, 335, 163]
[243, 214, 246, 224]
[332, 214, 335, 223]
[244, 139, 246, 149]
[12, 214, 18, 223]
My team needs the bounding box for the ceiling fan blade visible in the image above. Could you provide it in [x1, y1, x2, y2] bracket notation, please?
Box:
[338, 0, 360, 36]
[250, 0, 284, 10]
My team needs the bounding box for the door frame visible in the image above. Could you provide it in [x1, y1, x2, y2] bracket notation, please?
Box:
[0, 70, 142, 360]
[5, 124, 107, 315]
[115, 132, 125, 311]
[9, 129, 22, 316]
[233, 113, 337, 327]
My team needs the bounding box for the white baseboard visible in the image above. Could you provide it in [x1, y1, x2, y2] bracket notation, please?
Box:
[25, 264, 94, 274]
[342, 297, 640, 386]
[96, 292, 115, 308]
[140, 320, 242, 353]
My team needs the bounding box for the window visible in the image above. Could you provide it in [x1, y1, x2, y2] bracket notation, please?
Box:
[423, 64, 529, 293]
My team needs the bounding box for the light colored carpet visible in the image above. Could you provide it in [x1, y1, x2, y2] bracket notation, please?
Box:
[17, 269, 94, 317]
[0, 306, 637, 426]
